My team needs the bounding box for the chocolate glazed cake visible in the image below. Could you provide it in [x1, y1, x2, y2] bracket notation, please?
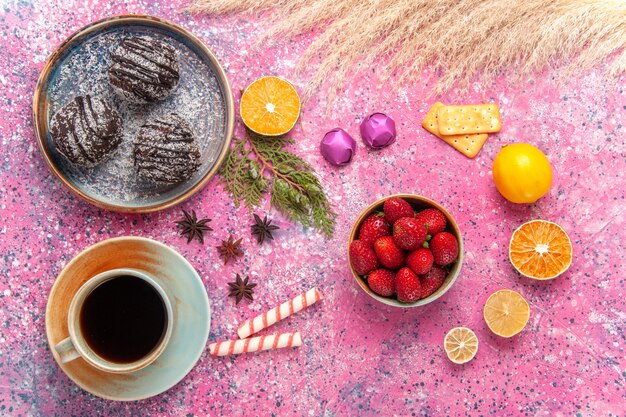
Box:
[134, 114, 201, 185]
[108, 37, 180, 103]
[49, 95, 123, 167]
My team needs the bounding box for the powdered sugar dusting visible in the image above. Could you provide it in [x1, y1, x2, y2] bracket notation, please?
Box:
[46, 26, 227, 207]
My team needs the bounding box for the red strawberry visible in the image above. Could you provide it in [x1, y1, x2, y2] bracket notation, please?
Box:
[349, 240, 379, 275]
[383, 197, 414, 224]
[430, 232, 459, 266]
[406, 248, 434, 275]
[392, 217, 427, 250]
[358, 213, 391, 247]
[395, 267, 422, 303]
[420, 265, 447, 298]
[374, 236, 405, 270]
[414, 208, 447, 236]
[367, 268, 396, 297]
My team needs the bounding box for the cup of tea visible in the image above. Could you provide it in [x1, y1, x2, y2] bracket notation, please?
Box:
[54, 268, 174, 373]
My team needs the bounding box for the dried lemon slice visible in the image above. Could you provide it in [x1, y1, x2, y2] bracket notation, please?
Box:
[509, 220, 572, 280]
[483, 289, 530, 338]
[444, 327, 478, 364]
[240, 76, 301, 136]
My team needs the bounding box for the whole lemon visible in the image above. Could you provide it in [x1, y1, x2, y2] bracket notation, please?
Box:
[492, 144, 552, 204]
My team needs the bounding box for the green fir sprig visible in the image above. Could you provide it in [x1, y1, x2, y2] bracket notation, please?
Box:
[220, 133, 336, 238]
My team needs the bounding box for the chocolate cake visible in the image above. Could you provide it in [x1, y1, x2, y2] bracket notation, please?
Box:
[49, 94, 123, 167]
[134, 114, 201, 184]
[108, 37, 180, 103]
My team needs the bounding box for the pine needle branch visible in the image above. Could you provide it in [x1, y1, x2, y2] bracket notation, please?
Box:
[219, 133, 336, 238]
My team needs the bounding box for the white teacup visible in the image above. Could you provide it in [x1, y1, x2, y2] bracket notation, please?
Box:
[54, 268, 173, 374]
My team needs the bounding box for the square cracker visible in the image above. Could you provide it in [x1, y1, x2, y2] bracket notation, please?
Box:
[436, 103, 501, 135]
[422, 102, 488, 158]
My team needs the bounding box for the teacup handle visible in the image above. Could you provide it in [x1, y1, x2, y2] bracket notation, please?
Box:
[54, 337, 81, 363]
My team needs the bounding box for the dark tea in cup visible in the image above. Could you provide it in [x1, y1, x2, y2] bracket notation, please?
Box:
[80, 275, 168, 363]
[55, 268, 173, 373]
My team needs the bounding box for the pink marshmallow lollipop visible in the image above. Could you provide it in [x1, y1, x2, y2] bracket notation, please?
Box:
[209, 332, 302, 356]
[237, 287, 322, 339]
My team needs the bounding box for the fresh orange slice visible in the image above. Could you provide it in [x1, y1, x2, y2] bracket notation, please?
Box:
[444, 327, 478, 364]
[509, 220, 572, 280]
[240, 76, 301, 136]
[483, 289, 530, 338]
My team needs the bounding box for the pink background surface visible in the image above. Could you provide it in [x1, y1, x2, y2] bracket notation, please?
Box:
[1, 1, 625, 416]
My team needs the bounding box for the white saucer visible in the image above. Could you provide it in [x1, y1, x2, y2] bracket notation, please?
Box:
[45, 237, 211, 401]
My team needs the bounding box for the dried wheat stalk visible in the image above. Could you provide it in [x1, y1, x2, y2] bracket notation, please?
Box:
[187, 0, 626, 99]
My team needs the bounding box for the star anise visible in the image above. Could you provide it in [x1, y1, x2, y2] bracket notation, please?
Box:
[227, 274, 257, 304]
[176, 209, 212, 244]
[216, 235, 244, 265]
[251, 214, 279, 245]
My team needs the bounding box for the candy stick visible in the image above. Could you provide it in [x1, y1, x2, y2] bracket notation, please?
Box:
[209, 332, 302, 356]
[237, 287, 322, 339]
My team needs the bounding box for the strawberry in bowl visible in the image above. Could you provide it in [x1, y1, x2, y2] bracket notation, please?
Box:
[348, 194, 463, 308]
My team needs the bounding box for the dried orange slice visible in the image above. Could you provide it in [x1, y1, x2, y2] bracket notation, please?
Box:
[444, 327, 478, 364]
[509, 220, 572, 280]
[483, 289, 530, 337]
[240, 76, 301, 136]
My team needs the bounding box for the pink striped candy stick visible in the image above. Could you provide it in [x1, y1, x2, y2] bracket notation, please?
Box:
[209, 332, 303, 356]
[237, 287, 322, 339]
